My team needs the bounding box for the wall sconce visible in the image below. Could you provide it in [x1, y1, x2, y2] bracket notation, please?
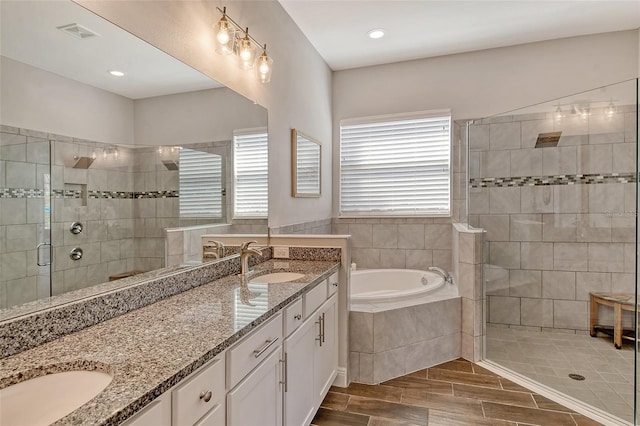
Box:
[213, 6, 273, 83]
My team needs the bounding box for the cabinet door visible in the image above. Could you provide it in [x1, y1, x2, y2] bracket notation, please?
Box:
[314, 294, 338, 401]
[283, 317, 316, 426]
[227, 348, 282, 426]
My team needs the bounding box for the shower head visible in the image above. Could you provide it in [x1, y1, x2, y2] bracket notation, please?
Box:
[161, 160, 179, 170]
[72, 156, 95, 169]
[534, 131, 562, 148]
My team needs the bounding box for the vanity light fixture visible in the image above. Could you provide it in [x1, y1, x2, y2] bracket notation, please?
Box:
[368, 29, 385, 39]
[214, 7, 234, 55]
[102, 146, 119, 160]
[256, 45, 273, 83]
[605, 101, 616, 118]
[553, 105, 564, 121]
[109, 70, 125, 77]
[213, 6, 273, 83]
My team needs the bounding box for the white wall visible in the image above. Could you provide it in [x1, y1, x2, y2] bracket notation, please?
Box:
[134, 87, 267, 145]
[0, 56, 134, 144]
[332, 30, 639, 216]
[77, 0, 334, 229]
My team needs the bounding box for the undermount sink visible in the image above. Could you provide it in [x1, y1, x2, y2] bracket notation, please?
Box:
[250, 272, 305, 283]
[0, 370, 113, 426]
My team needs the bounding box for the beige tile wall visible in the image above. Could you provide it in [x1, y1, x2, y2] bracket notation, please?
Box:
[469, 105, 637, 333]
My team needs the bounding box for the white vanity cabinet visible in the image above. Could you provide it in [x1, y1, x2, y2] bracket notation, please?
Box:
[226, 348, 283, 426]
[123, 355, 224, 426]
[283, 274, 339, 426]
[226, 312, 283, 426]
[314, 294, 338, 401]
[122, 272, 339, 426]
[172, 356, 225, 426]
[122, 393, 171, 426]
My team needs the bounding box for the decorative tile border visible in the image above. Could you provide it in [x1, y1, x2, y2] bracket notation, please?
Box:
[0, 188, 44, 198]
[1, 188, 180, 199]
[470, 173, 636, 188]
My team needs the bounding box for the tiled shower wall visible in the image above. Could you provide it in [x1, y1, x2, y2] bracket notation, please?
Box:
[0, 125, 231, 309]
[468, 105, 637, 333]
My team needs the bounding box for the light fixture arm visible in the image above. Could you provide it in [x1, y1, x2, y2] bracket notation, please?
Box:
[216, 6, 266, 52]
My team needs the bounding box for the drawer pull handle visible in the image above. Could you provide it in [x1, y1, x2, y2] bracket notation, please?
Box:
[253, 337, 279, 358]
[294, 314, 301, 320]
[200, 391, 212, 402]
[332, 282, 338, 287]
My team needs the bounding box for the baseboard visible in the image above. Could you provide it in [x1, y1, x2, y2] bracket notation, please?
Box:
[332, 367, 348, 388]
[477, 360, 632, 426]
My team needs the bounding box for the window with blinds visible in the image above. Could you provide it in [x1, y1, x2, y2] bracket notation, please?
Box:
[234, 129, 268, 218]
[340, 111, 451, 216]
[178, 148, 223, 218]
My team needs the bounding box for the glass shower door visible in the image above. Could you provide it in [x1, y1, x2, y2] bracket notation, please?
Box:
[0, 128, 52, 309]
[468, 78, 638, 424]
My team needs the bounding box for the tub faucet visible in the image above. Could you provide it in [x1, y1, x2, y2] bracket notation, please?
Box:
[428, 267, 454, 285]
[240, 241, 262, 276]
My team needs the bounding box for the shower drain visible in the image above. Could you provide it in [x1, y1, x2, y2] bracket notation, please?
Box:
[568, 373, 586, 381]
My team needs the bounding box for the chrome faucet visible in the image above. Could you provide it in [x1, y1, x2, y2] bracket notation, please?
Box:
[428, 266, 454, 285]
[240, 241, 262, 276]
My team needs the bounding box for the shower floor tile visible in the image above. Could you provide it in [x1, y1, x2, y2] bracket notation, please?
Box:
[313, 358, 601, 426]
[486, 326, 635, 423]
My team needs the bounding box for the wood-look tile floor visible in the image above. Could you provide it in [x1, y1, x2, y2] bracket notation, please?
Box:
[311, 358, 602, 426]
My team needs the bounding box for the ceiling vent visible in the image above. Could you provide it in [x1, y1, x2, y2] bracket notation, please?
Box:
[56, 23, 100, 39]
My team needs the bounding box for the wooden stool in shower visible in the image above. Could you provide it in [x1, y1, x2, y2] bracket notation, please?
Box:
[589, 292, 638, 349]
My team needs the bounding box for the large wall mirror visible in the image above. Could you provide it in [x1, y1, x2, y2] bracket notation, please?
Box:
[0, 0, 268, 316]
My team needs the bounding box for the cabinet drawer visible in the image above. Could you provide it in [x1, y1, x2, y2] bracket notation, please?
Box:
[304, 280, 327, 319]
[227, 313, 283, 389]
[327, 272, 339, 297]
[172, 356, 225, 426]
[122, 394, 170, 426]
[284, 298, 303, 337]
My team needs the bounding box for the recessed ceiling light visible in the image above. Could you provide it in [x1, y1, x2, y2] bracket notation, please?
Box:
[109, 70, 125, 77]
[368, 29, 385, 39]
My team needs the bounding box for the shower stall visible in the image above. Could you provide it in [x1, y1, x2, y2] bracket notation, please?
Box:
[0, 127, 229, 310]
[468, 78, 638, 424]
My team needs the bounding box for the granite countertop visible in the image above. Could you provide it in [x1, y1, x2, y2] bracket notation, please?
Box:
[0, 259, 340, 425]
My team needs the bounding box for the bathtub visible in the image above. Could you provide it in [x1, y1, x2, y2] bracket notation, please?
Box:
[349, 268, 461, 384]
[350, 268, 458, 313]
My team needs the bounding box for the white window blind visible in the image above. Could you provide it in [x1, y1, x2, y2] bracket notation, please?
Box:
[179, 148, 223, 218]
[295, 138, 320, 194]
[340, 112, 451, 216]
[234, 129, 268, 218]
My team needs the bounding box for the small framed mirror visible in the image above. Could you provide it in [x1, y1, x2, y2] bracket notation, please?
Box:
[291, 129, 321, 197]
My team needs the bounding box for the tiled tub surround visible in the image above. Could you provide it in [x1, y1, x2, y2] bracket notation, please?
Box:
[469, 105, 638, 333]
[350, 297, 461, 385]
[0, 248, 273, 358]
[452, 224, 484, 363]
[0, 258, 340, 425]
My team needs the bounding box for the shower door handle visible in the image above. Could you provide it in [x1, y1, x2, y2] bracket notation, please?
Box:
[36, 242, 52, 266]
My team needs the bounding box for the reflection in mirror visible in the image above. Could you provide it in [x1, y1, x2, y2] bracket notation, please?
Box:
[291, 129, 321, 197]
[0, 0, 267, 315]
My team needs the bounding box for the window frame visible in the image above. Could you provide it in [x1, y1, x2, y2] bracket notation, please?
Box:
[339, 109, 452, 218]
